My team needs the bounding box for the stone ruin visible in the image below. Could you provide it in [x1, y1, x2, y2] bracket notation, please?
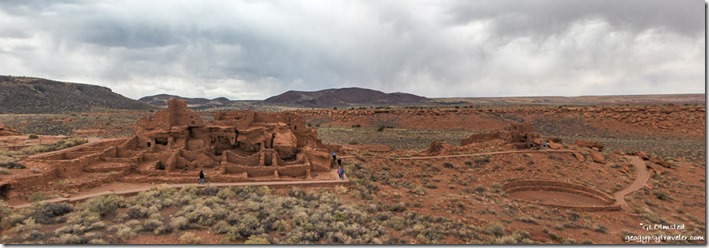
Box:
[128, 98, 332, 175]
[6, 98, 335, 196]
[460, 122, 542, 149]
[0, 122, 20, 136]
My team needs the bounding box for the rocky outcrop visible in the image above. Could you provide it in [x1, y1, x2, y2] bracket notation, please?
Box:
[0, 123, 20, 136]
[427, 140, 453, 155]
[575, 140, 604, 151]
[590, 150, 606, 164]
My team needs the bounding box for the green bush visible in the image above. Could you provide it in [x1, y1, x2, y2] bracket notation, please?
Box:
[592, 224, 607, 233]
[126, 205, 149, 219]
[170, 216, 190, 230]
[654, 191, 669, 201]
[27, 192, 51, 202]
[84, 194, 124, 217]
[142, 218, 162, 232]
[179, 232, 203, 244]
[245, 235, 270, 244]
[484, 223, 505, 237]
[29, 202, 73, 224]
[28, 134, 39, 139]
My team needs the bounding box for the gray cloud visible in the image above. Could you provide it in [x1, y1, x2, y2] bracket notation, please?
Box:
[0, 0, 704, 100]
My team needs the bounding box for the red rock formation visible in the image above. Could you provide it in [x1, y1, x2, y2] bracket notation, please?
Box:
[0, 123, 20, 136]
[589, 150, 607, 164]
[575, 140, 604, 151]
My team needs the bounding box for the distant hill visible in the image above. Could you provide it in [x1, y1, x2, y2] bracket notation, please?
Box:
[139, 94, 230, 107]
[264, 87, 431, 107]
[139, 94, 260, 111]
[0, 76, 155, 114]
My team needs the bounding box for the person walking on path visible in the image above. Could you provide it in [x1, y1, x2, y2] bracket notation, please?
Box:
[199, 170, 205, 184]
[337, 166, 345, 180]
[331, 152, 337, 166]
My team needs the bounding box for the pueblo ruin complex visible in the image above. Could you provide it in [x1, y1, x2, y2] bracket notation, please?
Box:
[6, 99, 337, 196]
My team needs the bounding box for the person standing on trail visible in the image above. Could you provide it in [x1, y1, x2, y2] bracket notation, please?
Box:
[199, 170, 205, 184]
[331, 152, 337, 165]
[337, 166, 345, 180]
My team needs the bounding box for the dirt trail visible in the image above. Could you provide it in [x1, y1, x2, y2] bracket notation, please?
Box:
[340, 149, 574, 160]
[397, 149, 575, 160]
[10, 169, 348, 209]
[612, 156, 650, 210]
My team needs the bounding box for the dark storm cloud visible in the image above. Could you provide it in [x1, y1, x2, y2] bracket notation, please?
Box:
[446, 0, 704, 37]
[0, 0, 704, 99]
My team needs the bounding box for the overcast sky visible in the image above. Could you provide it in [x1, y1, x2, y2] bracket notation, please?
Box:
[0, 0, 704, 100]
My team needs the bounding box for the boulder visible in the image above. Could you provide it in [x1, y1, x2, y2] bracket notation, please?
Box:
[572, 152, 585, 162]
[650, 157, 671, 168]
[646, 163, 665, 175]
[574, 140, 604, 151]
[547, 141, 561, 150]
[637, 151, 650, 160]
[589, 150, 606, 164]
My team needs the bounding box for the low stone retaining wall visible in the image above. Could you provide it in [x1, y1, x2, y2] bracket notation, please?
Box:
[503, 180, 621, 211]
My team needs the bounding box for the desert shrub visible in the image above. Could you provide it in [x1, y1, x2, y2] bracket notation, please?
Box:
[30, 202, 73, 224]
[64, 209, 101, 229]
[515, 217, 538, 225]
[592, 224, 607, 233]
[443, 162, 454, 169]
[88, 238, 109, 244]
[153, 223, 173, 235]
[474, 156, 490, 165]
[28, 134, 39, 139]
[654, 191, 669, 201]
[126, 205, 149, 219]
[11, 218, 45, 242]
[424, 184, 438, 189]
[198, 187, 219, 196]
[83, 194, 124, 217]
[27, 192, 51, 202]
[386, 202, 407, 212]
[211, 220, 232, 235]
[142, 218, 162, 232]
[54, 233, 86, 244]
[484, 223, 506, 237]
[351, 124, 361, 128]
[490, 184, 503, 194]
[170, 216, 190, 230]
[566, 211, 580, 221]
[88, 221, 106, 231]
[179, 232, 202, 244]
[115, 224, 136, 241]
[0, 161, 25, 169]
[493, 230, 534, 244]
[245, 235, 271, 244]
[384, 216, 406, 231]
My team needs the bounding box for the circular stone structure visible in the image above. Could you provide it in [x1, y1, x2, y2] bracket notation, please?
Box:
[503, 180, 621, 211]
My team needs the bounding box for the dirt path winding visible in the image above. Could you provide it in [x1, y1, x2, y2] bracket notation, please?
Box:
[612, 156, 650, 210]
[340, 148, 575, 160]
